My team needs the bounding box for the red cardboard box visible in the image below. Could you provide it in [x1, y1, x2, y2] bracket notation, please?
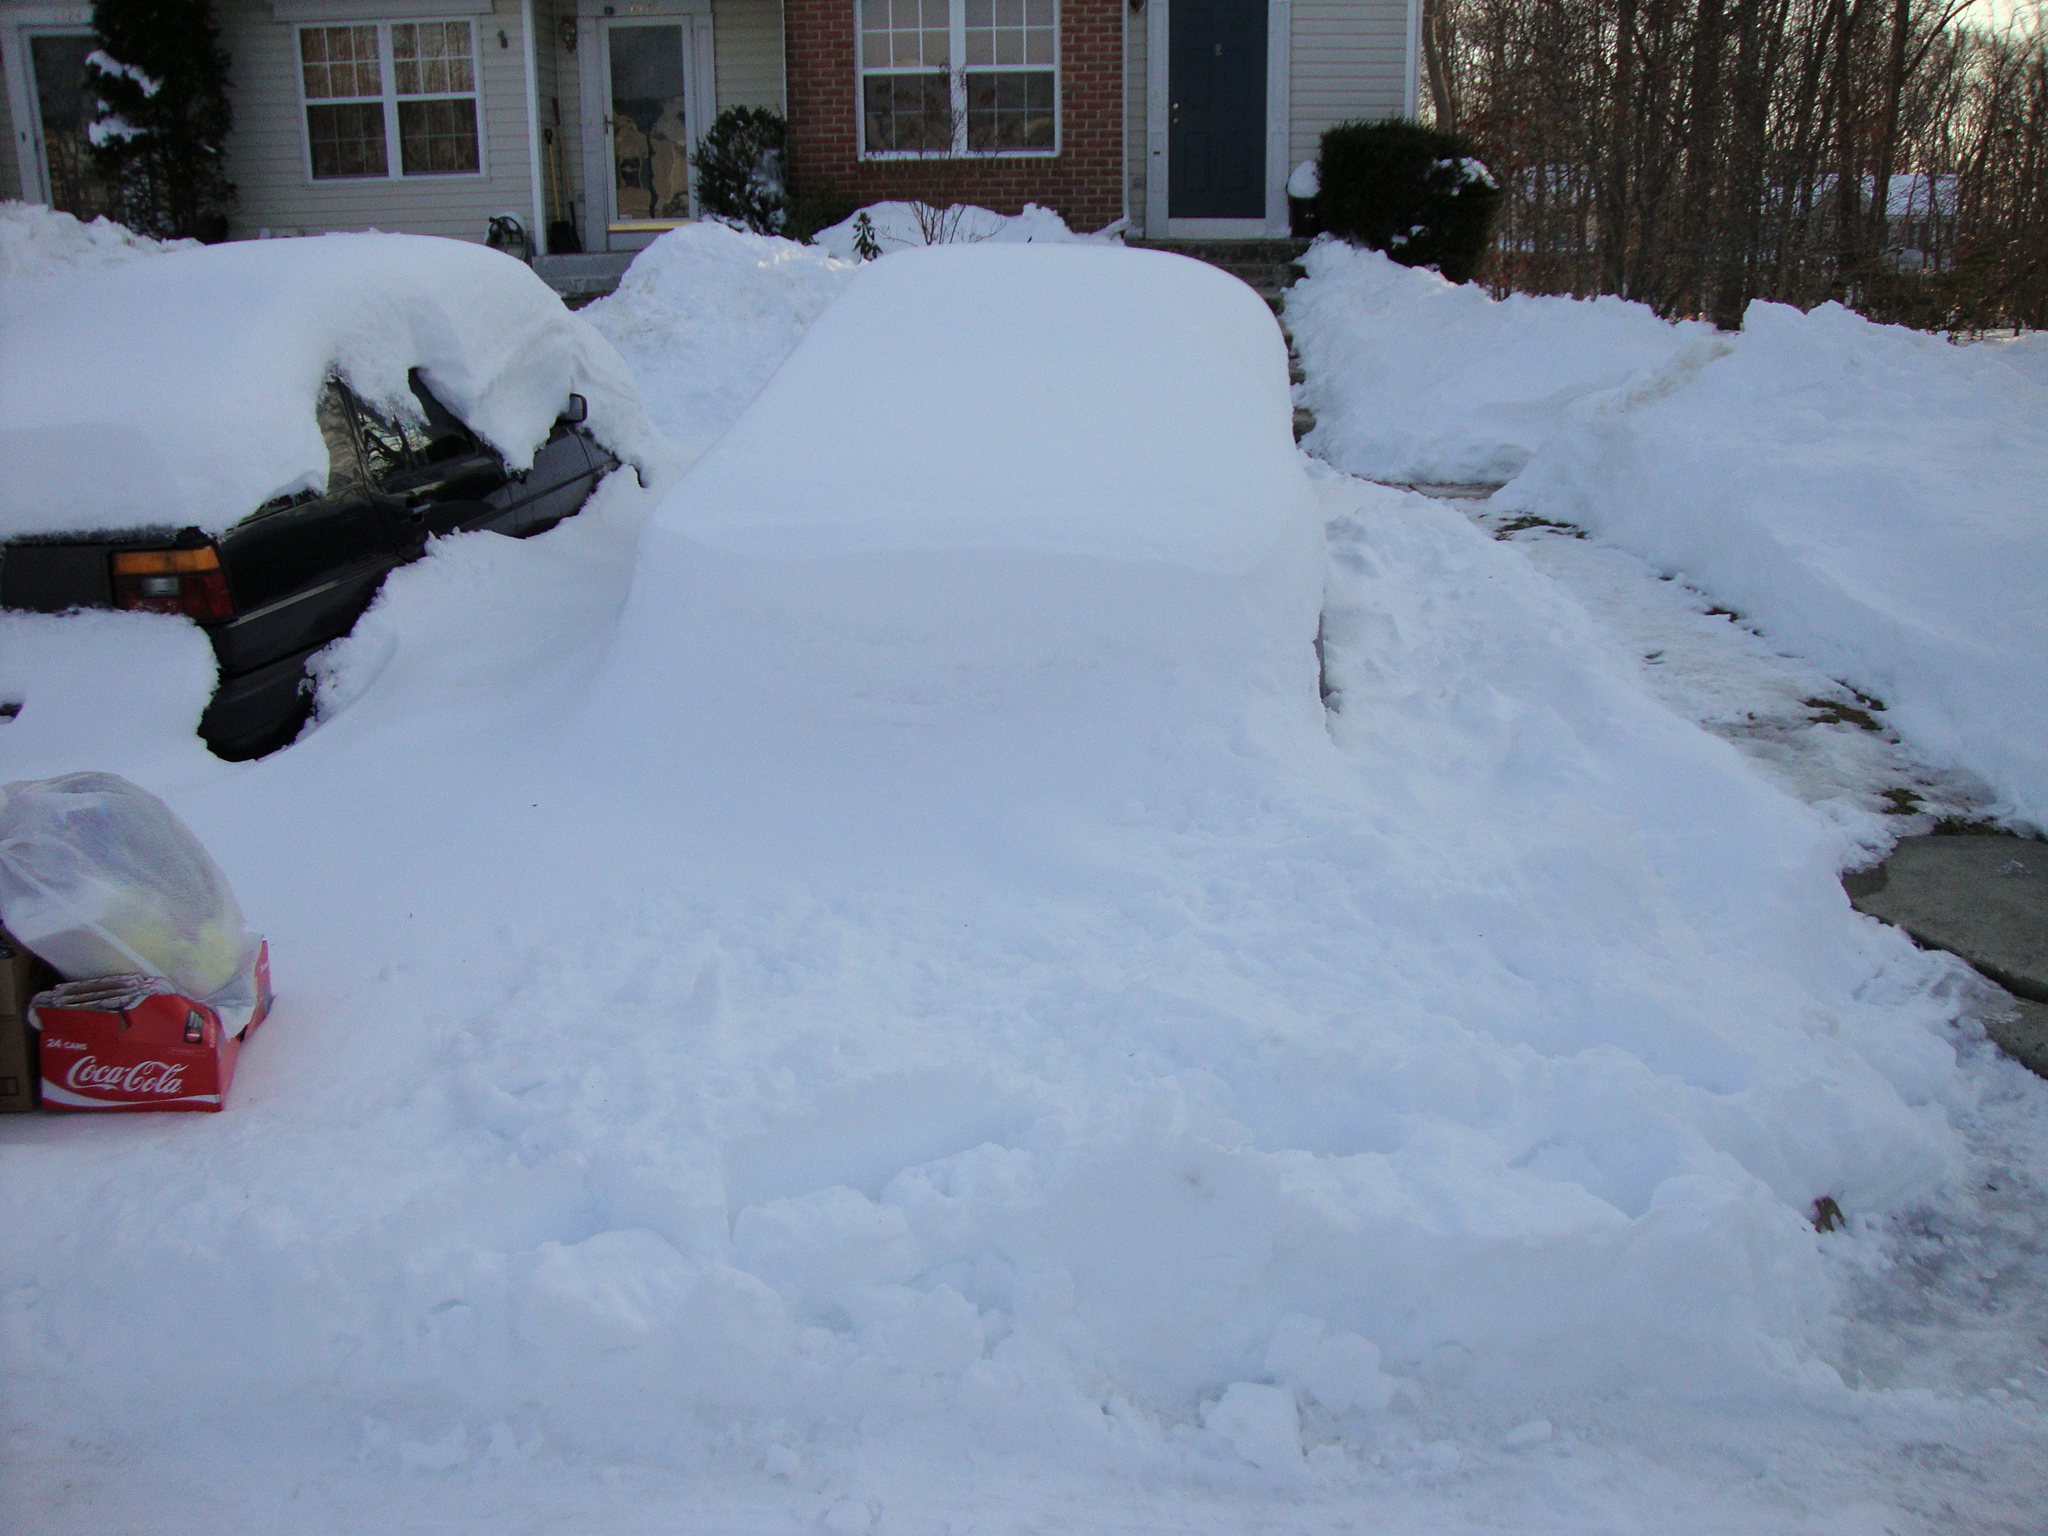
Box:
[31, 943, 272, 1113]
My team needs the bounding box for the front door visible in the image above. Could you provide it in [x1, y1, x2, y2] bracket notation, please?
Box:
[23, 30, 116, 217]
[1167, 0, 1266, 219]
[600, 20, 693, 230]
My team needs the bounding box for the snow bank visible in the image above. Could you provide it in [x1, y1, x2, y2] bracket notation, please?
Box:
[0, 199, 193, 321]
[1983, 330, 2048, 389]
[581, 221, 855, 458]
[1500, 300, 2048, 828]
[810, 200, 1120, 261]
[0, 232, 660, 539]
[1288, 240, 1716, 483]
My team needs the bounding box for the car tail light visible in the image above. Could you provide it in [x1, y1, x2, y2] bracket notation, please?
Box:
[110, 545, 234, 623]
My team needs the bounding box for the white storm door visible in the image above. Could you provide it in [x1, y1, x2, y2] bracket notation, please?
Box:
[598, 17, 707, 231]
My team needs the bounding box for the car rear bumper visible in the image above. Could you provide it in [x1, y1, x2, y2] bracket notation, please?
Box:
[200, 644, 321, 761]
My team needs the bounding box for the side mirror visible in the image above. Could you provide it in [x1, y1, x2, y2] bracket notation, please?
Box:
[559, 393, 588, 425]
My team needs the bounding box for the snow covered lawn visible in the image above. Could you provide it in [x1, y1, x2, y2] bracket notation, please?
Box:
[1, 219, 2045, 1532]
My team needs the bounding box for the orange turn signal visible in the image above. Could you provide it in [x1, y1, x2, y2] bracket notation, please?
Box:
[111, 546, 222, 576]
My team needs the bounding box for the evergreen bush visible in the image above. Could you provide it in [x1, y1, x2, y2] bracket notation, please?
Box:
[781, 179, 857, 247]
[1312, 119, 1499, 284]
[690, 106, 789, 235]
[87, 0, 235, 241]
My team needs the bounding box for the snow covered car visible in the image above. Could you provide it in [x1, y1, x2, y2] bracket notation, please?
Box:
[0, 233, 655, 760]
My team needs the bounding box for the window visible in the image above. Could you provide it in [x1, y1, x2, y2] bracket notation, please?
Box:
[858, 0, 1056, 156]
[299, 20, 482, 180]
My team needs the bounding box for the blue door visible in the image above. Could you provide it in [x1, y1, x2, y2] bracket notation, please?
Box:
[1168, 0, 1266, 218]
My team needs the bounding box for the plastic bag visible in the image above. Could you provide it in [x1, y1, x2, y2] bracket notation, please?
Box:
[0, 772, 262, 1019]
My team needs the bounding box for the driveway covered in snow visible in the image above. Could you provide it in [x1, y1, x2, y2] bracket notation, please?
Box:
[2, 221, 2044, 1534]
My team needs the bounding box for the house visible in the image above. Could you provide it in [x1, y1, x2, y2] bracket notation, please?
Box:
[3, 0, 1415, 257]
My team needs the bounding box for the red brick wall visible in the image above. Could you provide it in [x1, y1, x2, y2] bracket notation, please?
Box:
[784, 0, 1126, 233]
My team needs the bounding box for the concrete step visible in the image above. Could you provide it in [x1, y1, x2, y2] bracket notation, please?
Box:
[1128, 239, 1310, 299]
[532, 252, 634, 303]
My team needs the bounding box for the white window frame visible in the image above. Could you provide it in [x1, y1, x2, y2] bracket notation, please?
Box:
[856, 0, 1060, 160]
[294, 18, 489, 184]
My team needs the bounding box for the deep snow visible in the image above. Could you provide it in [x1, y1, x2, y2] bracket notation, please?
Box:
[581, 222, 856, 462]
[1, 230, 2045, 1534]
[0, 228, 658, 538]
[1499, 300, 2048, 832]
[1291, 242, 2048, 834]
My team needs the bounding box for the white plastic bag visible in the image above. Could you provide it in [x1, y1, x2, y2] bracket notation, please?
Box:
[0, 772, 262, 1019]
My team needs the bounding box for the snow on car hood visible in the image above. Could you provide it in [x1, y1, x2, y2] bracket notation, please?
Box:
[0, 232, 661, 539]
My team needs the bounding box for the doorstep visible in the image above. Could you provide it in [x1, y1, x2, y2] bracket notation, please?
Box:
[531, 253, 635, 306]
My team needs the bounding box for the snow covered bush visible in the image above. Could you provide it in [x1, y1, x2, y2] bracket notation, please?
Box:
[689, 106, 788, 235]
[1312, 118, 1499, 283]
[85, 0, 235, 241]
[809, 201, 1113, 260]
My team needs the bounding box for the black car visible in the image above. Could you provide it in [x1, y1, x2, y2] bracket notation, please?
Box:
[1, 371, 619, 760]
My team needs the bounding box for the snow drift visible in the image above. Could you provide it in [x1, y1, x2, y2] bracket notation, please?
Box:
[0, 199, 193, 323]
[580, 221, 856, 460]
[0, 239, 1997, 1526]
[1499, 300, 2048, 829]
[1287, 240, 1716, 484]
[0, 232, 660, 539]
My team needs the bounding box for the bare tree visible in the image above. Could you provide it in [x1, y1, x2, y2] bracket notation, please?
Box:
[1424, 0, 2048, 329]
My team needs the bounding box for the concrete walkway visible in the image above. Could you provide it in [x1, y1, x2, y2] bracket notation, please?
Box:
[1846, 833, 2048, 1076]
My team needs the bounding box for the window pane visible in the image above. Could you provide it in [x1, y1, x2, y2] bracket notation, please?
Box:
[393, 21, 473, 96]
[301, 26, 379, 100]
[966, 0, 1050, 80]
[862, 0, 947, 69]
[398, 96, 480, 174]
[966, 70, 1053, 151]
[862, 72, 952, 151]
[307, 100, 388, 177]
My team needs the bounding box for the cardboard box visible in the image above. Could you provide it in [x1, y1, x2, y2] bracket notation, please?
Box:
[30, 943, 272, 1113]
[0, 927, 58, 1112]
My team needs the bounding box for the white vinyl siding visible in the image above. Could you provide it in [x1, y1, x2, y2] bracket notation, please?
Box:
[219, 0, 534, 239]
[1288, 0, 1408, 166]
[714, 0, 784, 112]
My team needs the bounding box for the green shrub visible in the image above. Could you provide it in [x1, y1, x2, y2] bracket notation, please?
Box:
[1313, 118, 1499, 284]
[781, 178, 858, 247]
[690, 106, 788, 234]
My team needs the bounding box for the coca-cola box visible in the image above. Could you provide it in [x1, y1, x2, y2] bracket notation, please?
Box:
[30, 943, 272, 1113]
[1, 926, 57, 1113]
